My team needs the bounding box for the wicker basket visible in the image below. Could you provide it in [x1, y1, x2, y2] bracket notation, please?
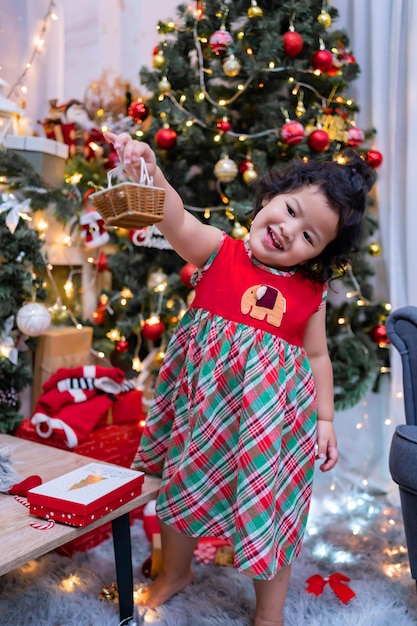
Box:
[89, 160, 165, 229]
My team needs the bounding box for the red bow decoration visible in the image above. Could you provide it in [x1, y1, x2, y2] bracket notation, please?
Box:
[305, 573, 356, 604]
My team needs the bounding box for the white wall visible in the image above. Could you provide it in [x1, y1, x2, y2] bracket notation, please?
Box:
[0, 0, 181, 134]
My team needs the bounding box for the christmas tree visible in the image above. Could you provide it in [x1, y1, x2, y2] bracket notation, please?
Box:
[93, 0, 388, 409]
[0, 149, 75, 432]
[0, 0, 390, 436]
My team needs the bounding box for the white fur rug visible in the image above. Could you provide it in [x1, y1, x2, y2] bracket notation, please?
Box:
[1, 488, 417, 626]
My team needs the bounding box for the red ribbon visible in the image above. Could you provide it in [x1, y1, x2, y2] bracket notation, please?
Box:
[305, 573, 356, 604]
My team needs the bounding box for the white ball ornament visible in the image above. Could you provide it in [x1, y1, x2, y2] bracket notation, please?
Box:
[16, 302, 52, 337]
[214, 156, 238, 183]
[232, 222, 249, 240]
[147, 269, 168, 290]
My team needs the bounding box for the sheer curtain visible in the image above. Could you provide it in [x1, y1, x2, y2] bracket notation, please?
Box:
[1, 0, 416, 492]
[329, 0, 417, 495]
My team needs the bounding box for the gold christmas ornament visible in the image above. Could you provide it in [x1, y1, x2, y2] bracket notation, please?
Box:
[248, 1, 263, 19]
[214, 156, 238, 182]
[317, 10, 332, 28]
[158, 77, 171, 93]
[152, 52, 166, 69]
[223, 55, 241, 77]
[295, 101, 306, 118]
[368, 242, 381, 257]
[242, 163, 258, 185]
[155, 350, 166, 365]
[232, 222, 248, 239]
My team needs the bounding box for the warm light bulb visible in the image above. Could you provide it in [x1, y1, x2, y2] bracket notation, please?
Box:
[37, 218, 48, 232]
[107, 329, 121, 341]
[61, 574, 80, 592]
[63, 279, 74, 299]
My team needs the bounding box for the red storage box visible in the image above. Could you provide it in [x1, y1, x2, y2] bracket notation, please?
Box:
[28, 462, 145, 528]
[15, 419, 144, 468]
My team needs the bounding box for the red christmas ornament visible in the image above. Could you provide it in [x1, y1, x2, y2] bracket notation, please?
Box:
[308, 129, 330, 152]
[282, 31, 304, 57]
[346, 126, 365, 147]
[216, 117, 232, 133]
[326, 65, 340, 76]
[366, 150, 383, 169]
[142, 317, 166, 341]
[209, 29, 233, 55]
[371, 323, 389, 347]
[179, 263, 197, 288]
[155, 127, 177, 149]
[237, 160, 250, 174]
[92, 302, 106, 325]
[281, 120, 305, 146]
[128, 101, 149, 124]
[312, 49, 334, 72]
[116, 338, 129, 352]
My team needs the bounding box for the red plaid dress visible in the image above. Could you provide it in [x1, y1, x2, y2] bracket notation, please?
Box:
[132, 235, 326, 580]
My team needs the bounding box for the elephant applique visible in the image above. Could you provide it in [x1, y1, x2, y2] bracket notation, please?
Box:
[241, 284, 286, 327]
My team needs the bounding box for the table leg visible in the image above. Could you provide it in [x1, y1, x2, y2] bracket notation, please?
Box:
[112, 513, 134, 623]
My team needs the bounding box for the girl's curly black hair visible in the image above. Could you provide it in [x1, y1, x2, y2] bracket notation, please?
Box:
[251, 150, 376, 283]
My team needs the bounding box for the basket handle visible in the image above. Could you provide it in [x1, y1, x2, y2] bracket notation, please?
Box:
[106, 158, 154, 188]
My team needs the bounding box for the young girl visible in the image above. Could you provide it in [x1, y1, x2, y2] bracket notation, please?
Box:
[105, 132, 375, 626]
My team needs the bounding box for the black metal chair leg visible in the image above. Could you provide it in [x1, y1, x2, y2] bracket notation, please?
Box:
[112, 513, 134, 623]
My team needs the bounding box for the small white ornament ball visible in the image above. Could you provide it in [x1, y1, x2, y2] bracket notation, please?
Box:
[214, 156, 238, 183]
[147, 269, 168, 290]
[16, 302, 52, 337]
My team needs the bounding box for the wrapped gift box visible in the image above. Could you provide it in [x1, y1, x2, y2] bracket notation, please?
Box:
[32, 326, 93, 411]
[15, 419, 144, 467]
[16, 413, 147, 552]
[5, 135, 68, 187]
[28, 462, 145, 528]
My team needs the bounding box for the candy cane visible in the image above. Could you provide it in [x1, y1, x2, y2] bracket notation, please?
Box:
[30, 520, 55, 530]
[14, 495, 55, 530]
[14, 495, 30, 509]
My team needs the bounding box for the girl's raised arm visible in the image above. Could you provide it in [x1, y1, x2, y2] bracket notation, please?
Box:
[104, 132, 222, 268]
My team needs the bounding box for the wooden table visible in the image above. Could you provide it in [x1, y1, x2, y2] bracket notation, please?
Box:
[0, 434, 160, 623]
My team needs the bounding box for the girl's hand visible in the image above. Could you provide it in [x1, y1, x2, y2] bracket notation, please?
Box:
[103, 132, 157, 182]
[316, 420, 338, 472]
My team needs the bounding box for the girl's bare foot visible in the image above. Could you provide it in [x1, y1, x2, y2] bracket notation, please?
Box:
[138, 569, 194, 609]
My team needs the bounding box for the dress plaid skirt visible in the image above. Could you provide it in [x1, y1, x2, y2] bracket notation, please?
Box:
[132, 236, 324, 580]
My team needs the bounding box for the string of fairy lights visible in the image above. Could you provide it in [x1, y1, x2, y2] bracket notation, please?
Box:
[6, 0, 58, 105]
